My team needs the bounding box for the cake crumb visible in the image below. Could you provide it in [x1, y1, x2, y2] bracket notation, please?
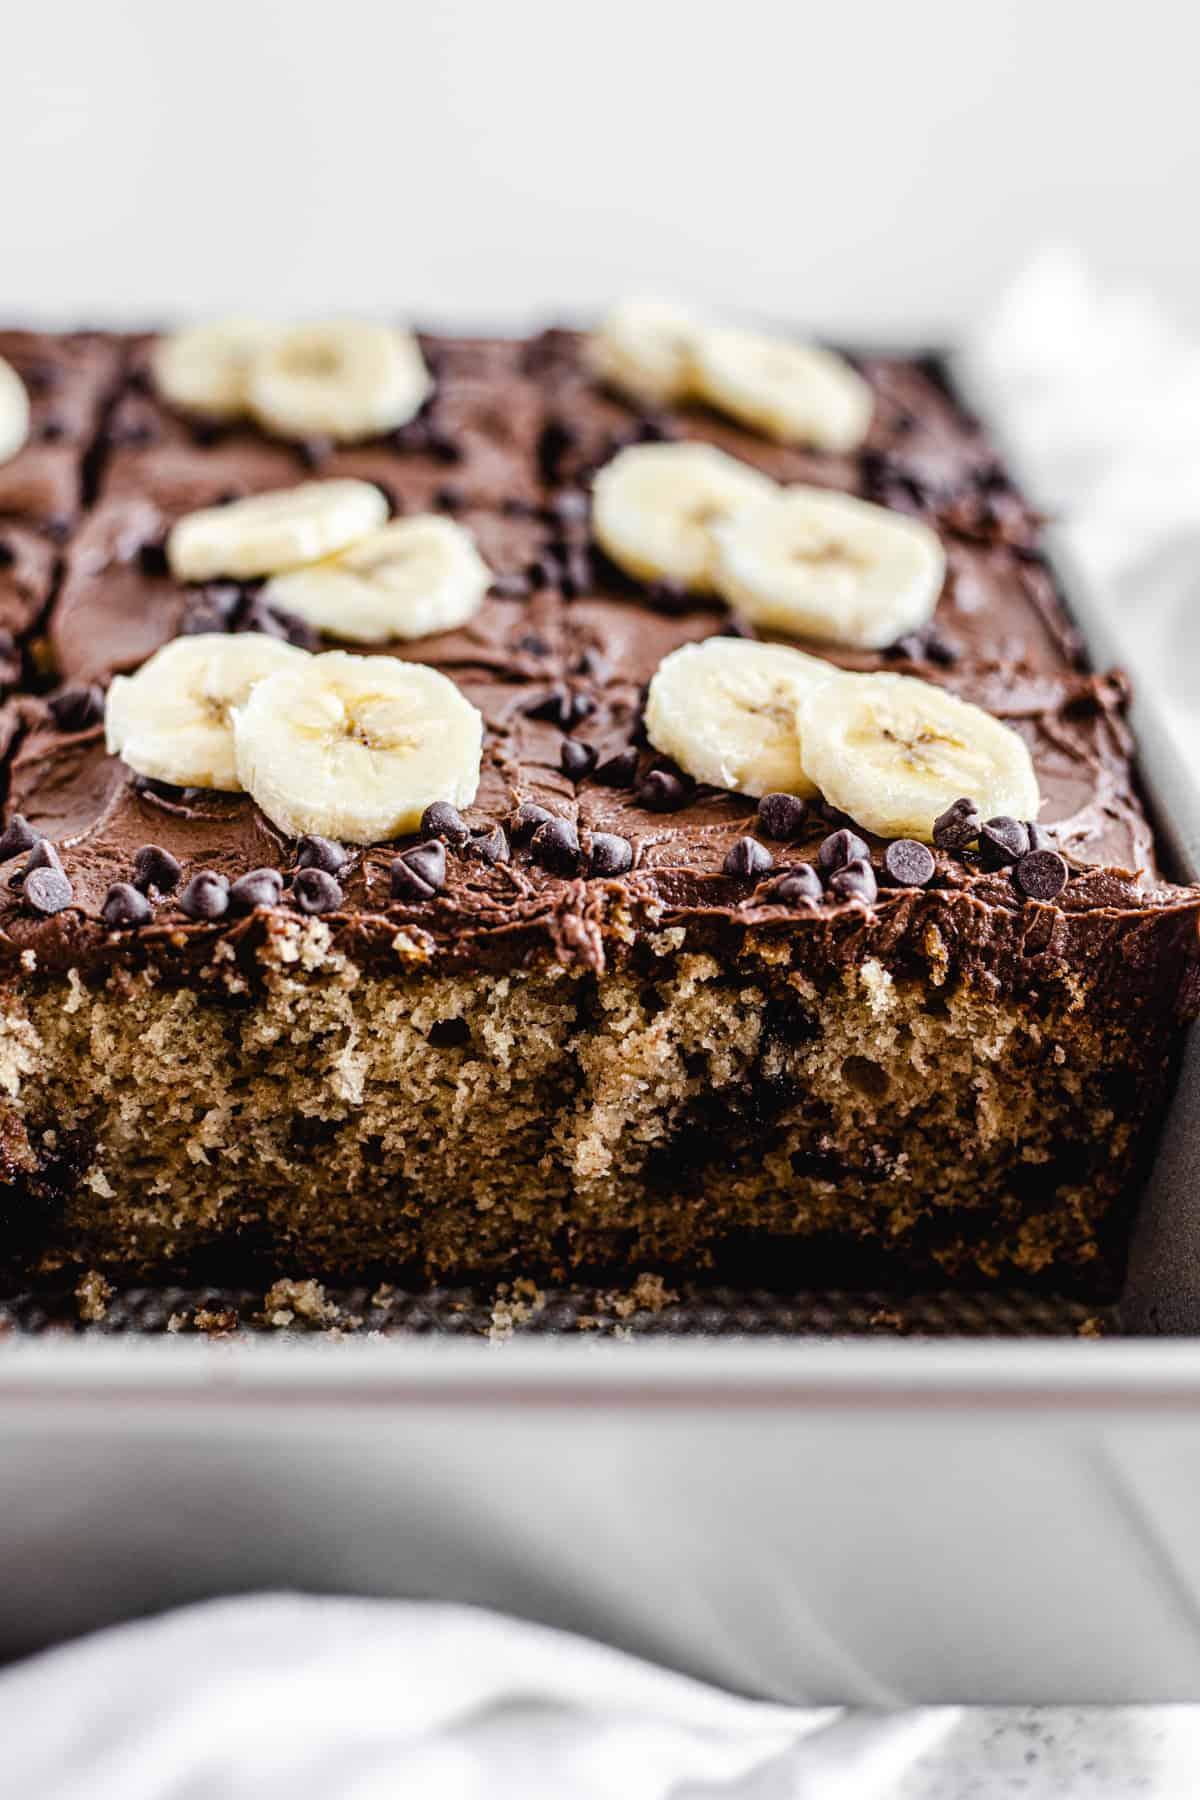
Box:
[612, 1272, 678, 1319]
[164, 1305, 240, 1336]
[487, 1279, 543, 1342]
[868, 1307, 905, 1332]
[1077, 1315, 1106, 1338]
[261, 1278, 338, 1328]
[193, 1307, 239, 1337]
[75, 1270, 113, 1324]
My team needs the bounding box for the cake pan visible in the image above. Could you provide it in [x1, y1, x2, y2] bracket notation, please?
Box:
[0, 363, 1197, 1705]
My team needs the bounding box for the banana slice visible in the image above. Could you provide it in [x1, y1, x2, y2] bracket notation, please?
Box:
[234, 650, 483, 843]
[262, 516, 492, 644]
[797, 672, 1039, 841]
[105, 633, 310, 791]
[644, 637, 838, 798]
[167, 479, 388, 583]
[151, 318, 278, 420]
[689, 327, 873, 451]
[247, 321, 431, 443]
[713, 487, 945, 649]
[592, 443, 775, 592]
[586, 298, 700, 407]
[0, 356, 30, 465]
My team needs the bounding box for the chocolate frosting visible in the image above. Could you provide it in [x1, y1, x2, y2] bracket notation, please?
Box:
[0, 324, 1194, 1022]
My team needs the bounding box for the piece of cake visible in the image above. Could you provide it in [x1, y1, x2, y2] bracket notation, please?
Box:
[0, 307, 1193, 1297]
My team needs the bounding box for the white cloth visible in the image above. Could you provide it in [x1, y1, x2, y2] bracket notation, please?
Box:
[957, 246, 1200, 760]
[2, 1593, 1199, 1799]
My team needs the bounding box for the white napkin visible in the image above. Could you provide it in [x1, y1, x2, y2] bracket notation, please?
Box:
[956, 246, 1200, 759]
[4, 1592, 1199, 1799]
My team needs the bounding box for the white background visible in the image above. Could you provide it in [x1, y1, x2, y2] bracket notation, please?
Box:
[3, 0, 1199, 334]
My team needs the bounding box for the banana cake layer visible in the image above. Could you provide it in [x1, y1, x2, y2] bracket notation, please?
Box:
[0, 323, 1194, 1293]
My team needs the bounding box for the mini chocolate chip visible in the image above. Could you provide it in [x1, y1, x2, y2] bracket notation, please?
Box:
[21, 839, 63, 880]
[884, 839, 935, 887]
[573, 647, 611, 683]
[932, 797, 981, 851]
[979, 816, 1029, 867]
[526, 552, 563, 591]
[550, 489, 589, 525]
[390, 840, 447, 901]
[638, 768, 689, 813]
[562, 549, 593, 597]
[132, 843, 182, 893]
[427, 429, 462, 466]
[229, 868, 284, 913]
[0, 815, 39, 862]
[468, 824, 510, 865]
[293, 866, 343, 914]
[25, 867, 73, 915]
[102, 881, 152, 928]
[1015, 848, 1069, 900]
[923, 631, 961, 667]
[525, 687, 566, 724]
[511, 802, 554, 842]
[827, 857, 878, 904]
[296, 834, 349, 875]
[178, 871, 229, 920]
[434, 484, 464, 514]
[757, 792, 809, 840]
[636, 415, 674, 443]
[595, 747, 639, 788]
[763, 864, 823, 907]
[537, 419, 577, 484]
[297, 436, 333, 470]
[588, 832, 633, 877]
[1026, 821, 1053, 853]
[491, 573, 532, 600]
[241, 596, 321, 652]
[420, 802, 470, 846]
[526, 688, 594, 729]
[723, 837, 775, 879]
[887, 632, 926, 662]
[48, 683, 104, 732]
[646, 580, 691, 612]
[137, 538, 170, 578]
[182, 583, 242, 635]
[561, 740, 597, 781]
[0, 541, 14, 571]
[530, 817, 580, 874]
[818, 828, 870, 873]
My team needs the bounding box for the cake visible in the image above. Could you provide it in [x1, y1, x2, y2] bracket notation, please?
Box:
[0, 308, 1194, 1297]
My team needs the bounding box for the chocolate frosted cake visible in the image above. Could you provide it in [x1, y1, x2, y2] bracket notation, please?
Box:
[0, 307, 1194, 1296]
